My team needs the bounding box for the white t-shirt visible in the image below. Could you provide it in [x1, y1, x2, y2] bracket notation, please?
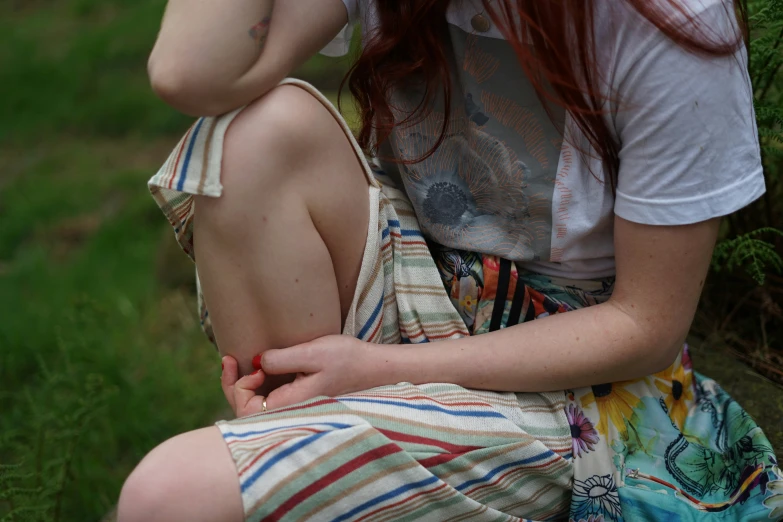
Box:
[324, 0, 764, 279]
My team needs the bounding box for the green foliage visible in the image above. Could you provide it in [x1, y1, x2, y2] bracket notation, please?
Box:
[0, 371, 114, 522]
[0, 0, 190, 145]
[711, 0, 783, 283]
[712, 228, 783, 284]
[0, 141, 227, 520]
[0, 0, 349, 517]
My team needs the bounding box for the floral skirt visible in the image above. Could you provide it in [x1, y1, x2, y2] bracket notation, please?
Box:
[431, 243, 783, 521]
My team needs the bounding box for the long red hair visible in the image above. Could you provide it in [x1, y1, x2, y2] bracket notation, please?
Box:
[341, 0, 749, 186]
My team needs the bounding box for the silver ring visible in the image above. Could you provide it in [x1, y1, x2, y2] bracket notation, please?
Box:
[262, 397, 268, 412]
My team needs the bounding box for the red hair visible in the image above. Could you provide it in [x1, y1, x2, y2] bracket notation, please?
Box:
[340, 0, 749, 187]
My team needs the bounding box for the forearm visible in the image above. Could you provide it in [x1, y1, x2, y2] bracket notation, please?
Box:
[148, 0, 348, 116]
[383, 300, 684, 392]
[149, 0, 274, 112]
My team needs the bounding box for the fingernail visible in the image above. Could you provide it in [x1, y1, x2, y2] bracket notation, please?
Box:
[252, 354, 262, 370]
[253, 369, 262, 375]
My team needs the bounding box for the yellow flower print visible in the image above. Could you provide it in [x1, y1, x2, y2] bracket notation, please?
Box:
[581, 382, 641, 437]
[652, 358, 693, 430]
[460, 294, 476, 313]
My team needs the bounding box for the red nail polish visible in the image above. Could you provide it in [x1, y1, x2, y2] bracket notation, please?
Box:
[253, 369, 262, 375]
[252, 354, 262, 370]
[221, 362, 224, 371]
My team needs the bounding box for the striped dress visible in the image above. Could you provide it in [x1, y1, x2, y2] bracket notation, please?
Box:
[149, 79, 782, 521]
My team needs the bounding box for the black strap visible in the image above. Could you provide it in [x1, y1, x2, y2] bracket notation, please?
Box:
[506, 265, 526, 327]
[489, 258, 512, 332]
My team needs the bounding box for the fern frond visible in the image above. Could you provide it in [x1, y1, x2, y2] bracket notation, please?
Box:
[712, 228, 783, 284]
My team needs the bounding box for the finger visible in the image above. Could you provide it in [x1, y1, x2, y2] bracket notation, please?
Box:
[220, 356, 239, 412]
[266, 374, 321, 409]
[262, 347, 321, 375]
[233, 370, 267, 417]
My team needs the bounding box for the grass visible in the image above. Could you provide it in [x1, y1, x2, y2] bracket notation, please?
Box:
[0, 138, 228, 520]
[1, 0, 779, 520]
[0, 1, 352, 519]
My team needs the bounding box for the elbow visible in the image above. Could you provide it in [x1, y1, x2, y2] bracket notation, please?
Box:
[607, 299, 688, 377]
[147, 57, 241, 117]
[647, 334, 688, 375]
[640, 320, 690, 376]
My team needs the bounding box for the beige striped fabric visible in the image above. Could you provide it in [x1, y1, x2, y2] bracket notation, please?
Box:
[148, 79, 575, 521]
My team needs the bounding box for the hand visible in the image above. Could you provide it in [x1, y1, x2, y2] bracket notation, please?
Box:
[220, 355, 269, 418]
[260, 335, 383, 409]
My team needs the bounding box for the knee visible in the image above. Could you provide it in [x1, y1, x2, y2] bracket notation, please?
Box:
[195, 84, 337, 225]
[117, 439, 177, 522]
[224, 84, 337, 175]
[117, 427, 242, 522]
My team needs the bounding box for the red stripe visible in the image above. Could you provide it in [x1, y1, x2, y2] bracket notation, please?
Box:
[230, 427, 326, 465]
[354, 482, 449, 522]
[388, 232, 428, 247]
[236, 438, 290, 475]
[262, 443, 403, 522]
[417, 452, 465, 468]
[463, 458, 558, 497]
[376, 428, 484, 454]
[168, 126, 194, 189]
[362, 393, 492, 409]
[174, 202, 193, 222]
[367, 316, 383, 343]
[402, 326, 468, 340]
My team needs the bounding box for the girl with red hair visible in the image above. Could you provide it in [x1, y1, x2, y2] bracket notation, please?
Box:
[118, 1, 781, 520]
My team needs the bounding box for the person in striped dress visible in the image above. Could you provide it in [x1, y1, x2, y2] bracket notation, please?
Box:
[117, 0, 782, 521]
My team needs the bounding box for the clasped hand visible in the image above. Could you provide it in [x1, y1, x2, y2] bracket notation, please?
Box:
[219, 335, 385, 417]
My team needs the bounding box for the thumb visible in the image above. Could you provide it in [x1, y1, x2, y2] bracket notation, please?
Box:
[266, 374, 319, 410]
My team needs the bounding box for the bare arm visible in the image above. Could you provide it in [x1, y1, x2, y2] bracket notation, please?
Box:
[148, 0, 349, 116]
[382, 216, 720, 391]
[258, 216, 721, 408]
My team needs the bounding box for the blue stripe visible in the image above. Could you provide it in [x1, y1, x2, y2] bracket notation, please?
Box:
[384, 219, 423, 239]
[240, 429, 331, 492]
[401, 337, 430, 344]
[357, 295, 384, 339]
[330, 475, 440, 522]
[338, 398, 506, 418]
[381, 227, 390, 240]
[177, 117, 206, 191]
[222, 422, 352, 440]
[454, 451, 554, 492]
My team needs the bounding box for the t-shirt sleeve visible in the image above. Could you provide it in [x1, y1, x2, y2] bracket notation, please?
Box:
[611, 2, 765, 226]
[320, 0, 360, 57]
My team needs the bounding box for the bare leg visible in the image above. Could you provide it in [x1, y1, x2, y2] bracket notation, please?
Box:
[193, 85, 369, 383]
[118, 87, 370, 520]
[117, 427, 243, 522]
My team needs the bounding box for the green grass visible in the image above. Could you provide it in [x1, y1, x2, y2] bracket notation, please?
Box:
[0, 1, 352, 519]
[4, 0, 774, 519]
[0, 139, 228, 520]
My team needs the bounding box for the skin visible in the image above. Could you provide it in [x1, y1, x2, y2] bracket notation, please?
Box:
[119, 1, 722, 520]
[228, 216, 718, 414]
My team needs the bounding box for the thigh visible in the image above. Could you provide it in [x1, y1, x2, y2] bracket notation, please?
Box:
[218, 383, 573, 521]
[199, 83, 370, 318]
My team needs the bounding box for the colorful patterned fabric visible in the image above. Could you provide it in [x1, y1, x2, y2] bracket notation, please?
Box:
[435, 252, 783, 521]
[219, 385, 574, 522]
[149, 79, 782, 521]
